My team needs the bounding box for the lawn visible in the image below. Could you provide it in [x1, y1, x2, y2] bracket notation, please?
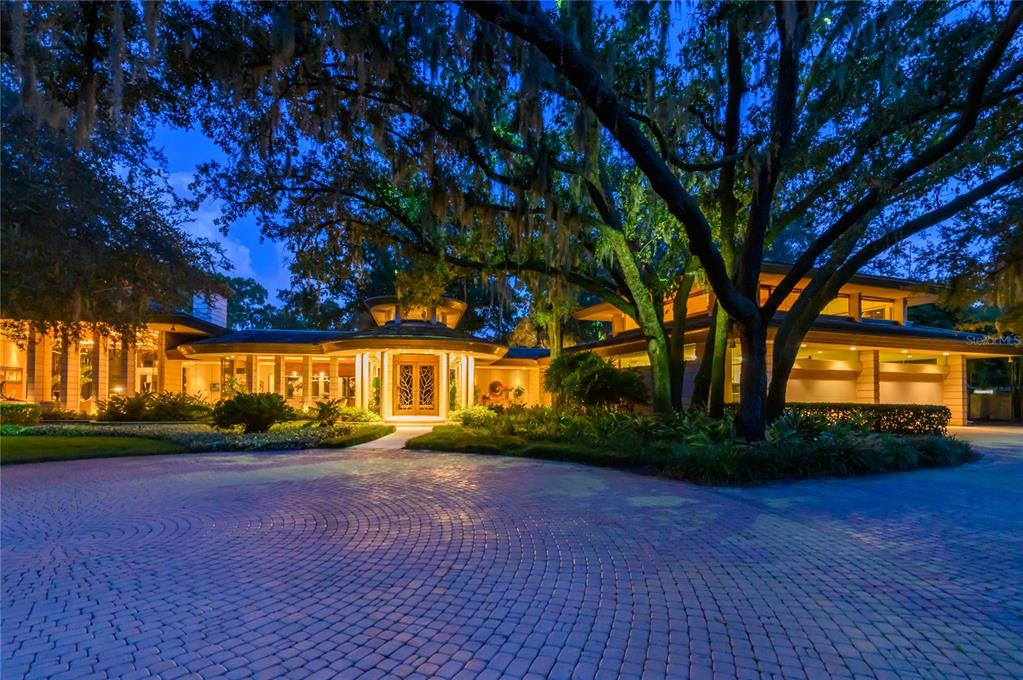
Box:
[1, 436, 186, 465]
[320, 424, 395, 448]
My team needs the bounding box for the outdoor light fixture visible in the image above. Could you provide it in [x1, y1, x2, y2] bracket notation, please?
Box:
[901, 349, 908, 354]
[849, 346, 857, 351]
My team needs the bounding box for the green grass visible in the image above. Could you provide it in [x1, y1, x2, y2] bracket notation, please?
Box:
[320, 424, 395, 448]
[1, 436, 186, 465]
[405, 425, 648, 468]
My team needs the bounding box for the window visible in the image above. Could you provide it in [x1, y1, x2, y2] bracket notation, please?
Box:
[861, 296, 896, 321]
[820, 294, 851, 317]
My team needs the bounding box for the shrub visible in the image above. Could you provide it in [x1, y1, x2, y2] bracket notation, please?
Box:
[450, 405, 499, 427]
[313, 399, 344, 428]
[98, 393, 152, 421]
[543, 351, 648, 411]
[337, 406, 382, 423]
[211, 393, 294, 433]
[147, 392, 212, 421]
[39, 406, 90, 421]
[785, 403, 951, 435]
[0, 403, 41, 425]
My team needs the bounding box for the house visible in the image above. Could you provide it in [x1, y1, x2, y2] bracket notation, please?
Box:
[1, 266, 1019, 425]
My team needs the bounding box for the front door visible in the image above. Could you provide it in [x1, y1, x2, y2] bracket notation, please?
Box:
[393, 356, 439, 416]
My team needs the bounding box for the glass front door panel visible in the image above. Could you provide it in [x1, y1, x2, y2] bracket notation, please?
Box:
[394, 357, 439, 415]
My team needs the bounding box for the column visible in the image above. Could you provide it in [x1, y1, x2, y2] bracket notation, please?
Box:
[273, 356, 285, 399]
[302, 356, 313, 409]
[765, 341, 774, 388]
[439, 352, 450, 420]
[60, 338, 81, 411]
[329, 358, 340, 400]
[380, 350, 390, 419]
[93, 331, 109, 403]
[121, 344, 136, 395]
[25, 330, 52, 403]
[849, 292, 862, 321]
[943, 354, 968, 426]
[466, 356, 476, 406]
[856, 350, 880, 405]
[459, 355, 469, 409]
[354, 354, 364, 409]
[245, 355, 256, 393]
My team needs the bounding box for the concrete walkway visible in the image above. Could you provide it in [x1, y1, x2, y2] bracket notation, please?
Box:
[1, 427, 1020, 679]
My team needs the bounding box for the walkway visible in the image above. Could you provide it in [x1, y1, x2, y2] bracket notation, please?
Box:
[2, 427, 1021, 679]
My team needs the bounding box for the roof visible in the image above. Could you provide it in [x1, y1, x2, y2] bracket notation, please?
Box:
[760, 260, 944, 293]
[177, 320, 506, 358]
[569, 312, 1020, 355]
[504, 347, 551, 360]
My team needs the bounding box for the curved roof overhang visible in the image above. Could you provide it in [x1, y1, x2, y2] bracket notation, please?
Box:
[175, 336, 507, 363]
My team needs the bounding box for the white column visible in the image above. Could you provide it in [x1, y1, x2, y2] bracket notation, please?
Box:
[439, 352, 450, 420]
[121, 344, 136, 395]
[380, 350, 391, 419]
[466, 356, 476, 406]
[302, 356, 313, 409]
[354, 354, 364, 408]
[92, 332, 109, 404]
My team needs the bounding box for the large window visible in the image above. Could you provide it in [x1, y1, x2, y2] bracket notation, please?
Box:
[861, 297, 896, 321]
[820, 294, 851, 317]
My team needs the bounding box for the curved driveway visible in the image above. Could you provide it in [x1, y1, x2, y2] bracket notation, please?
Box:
[3, 427, 1022, 679]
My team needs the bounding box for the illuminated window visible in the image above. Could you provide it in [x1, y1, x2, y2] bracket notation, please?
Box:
[861, 297, 896, 321]
[820, 294, 851, 316]
[683, 343, 697, 362]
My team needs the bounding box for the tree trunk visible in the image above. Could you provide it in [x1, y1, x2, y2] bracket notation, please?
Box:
[766, 324, 802, 422]
[708, 308, 729, 418]
[735, 319, 768, 440]
[646, 332, 673, 415]
[669, 275, 695, 411]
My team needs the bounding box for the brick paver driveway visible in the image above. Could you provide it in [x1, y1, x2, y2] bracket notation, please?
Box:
[3, 427, 1022, 680]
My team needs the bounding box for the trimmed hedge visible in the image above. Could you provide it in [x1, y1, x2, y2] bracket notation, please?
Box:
[786, 403, 951, 435]
[0, 403, 42, 425]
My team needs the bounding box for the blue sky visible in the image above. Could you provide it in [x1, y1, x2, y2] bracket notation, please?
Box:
[153, 126, 294, 296]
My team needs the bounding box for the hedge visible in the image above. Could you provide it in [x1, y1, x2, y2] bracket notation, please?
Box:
[0, 403, 42, 426]
[786, 403, 951, 435]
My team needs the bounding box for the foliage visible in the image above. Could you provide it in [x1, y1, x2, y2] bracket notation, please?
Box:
[312, 399, 344, 428]
[449, 406, 499, 428]
[0, 3, 226, 341]
[147, 392, 212, 421]
[39, 406, 90, 421]
[419, 406, 977, 485]
[543, 352, 648, 411]
[211, 393, 294, 433]
[1, 436, 185, 465]
[336, 406, 382, 423]
[9, 421, 392, 454]
[783, 403, 951, 436]
[0, 403, 41, 426]
[98, 393, 150, 421]
[97, 391, 210, 422]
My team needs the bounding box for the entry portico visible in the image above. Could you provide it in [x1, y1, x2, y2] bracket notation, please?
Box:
[174, 297, 505, 422]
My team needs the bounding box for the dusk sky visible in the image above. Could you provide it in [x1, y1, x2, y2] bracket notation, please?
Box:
[153, 125, 294, 296]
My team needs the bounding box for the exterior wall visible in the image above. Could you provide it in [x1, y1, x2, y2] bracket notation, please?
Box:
[879, 378, 943, 406]
[942, 354, 968, 426]
[787, 378, 857, 403]
[473, 364, 542, 407]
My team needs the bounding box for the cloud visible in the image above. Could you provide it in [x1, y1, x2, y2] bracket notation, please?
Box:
[168, 171, 294, 292]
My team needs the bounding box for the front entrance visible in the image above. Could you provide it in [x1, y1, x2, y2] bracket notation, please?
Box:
[393, 355, 439, 416]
